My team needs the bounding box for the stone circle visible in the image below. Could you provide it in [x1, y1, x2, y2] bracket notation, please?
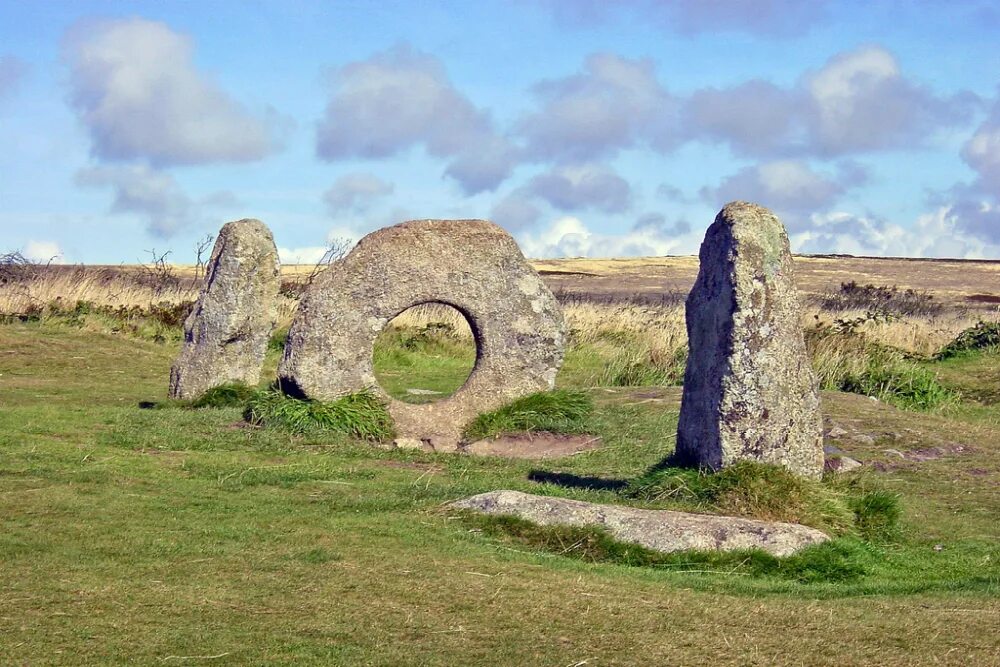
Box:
[676, 201, 824, 478]
[169, 218, 280, 400]
[277, 219, 566, 450]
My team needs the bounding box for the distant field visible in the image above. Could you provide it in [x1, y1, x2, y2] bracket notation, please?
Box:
[64, 254, 1000, 307]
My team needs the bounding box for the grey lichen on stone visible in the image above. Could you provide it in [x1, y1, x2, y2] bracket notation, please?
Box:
[451, 490, 829, 557]
[676, 201, 824, 478]
[278, 219, 566, 451]
[169, 218, 280, 400]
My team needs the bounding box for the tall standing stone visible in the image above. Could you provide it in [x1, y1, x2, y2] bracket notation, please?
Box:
[169, 219, 280, 400]
[676, 202, 823, 478]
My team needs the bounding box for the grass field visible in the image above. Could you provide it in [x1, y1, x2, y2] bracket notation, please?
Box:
[1, 258, 999, 665]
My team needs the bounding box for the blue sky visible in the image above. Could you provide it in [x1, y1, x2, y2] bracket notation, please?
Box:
[1, 0, 999, 263]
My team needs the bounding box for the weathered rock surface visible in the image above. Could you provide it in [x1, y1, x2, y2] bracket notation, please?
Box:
[169, 219, 280, 400]
[278, 219, 566, 450]
[677, 201, 824, 478]
[451, 490, 829, 557]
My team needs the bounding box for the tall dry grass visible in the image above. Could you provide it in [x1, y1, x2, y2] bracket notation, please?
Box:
[4, 266, 998, 376]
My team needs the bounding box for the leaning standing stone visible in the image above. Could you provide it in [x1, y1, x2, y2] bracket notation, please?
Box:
[676, 201, 823, 478]
[169, 219, 280, 400]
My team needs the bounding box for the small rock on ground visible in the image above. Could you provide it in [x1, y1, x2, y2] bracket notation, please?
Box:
[451, 490, 829, 557]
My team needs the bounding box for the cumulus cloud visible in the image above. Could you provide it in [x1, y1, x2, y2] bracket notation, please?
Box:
[633, 212, 691, 236]
[517, 215, 690, 258]
[701, 160, 867, 223]
[278, 226, 361, 265]
[316, 44, 516, 193]
[23, 240, 65, 264]
[324, 173, 394, 214]
[76, 165, 200, 237]
[662, 0, 829, 36]
[0, 55, 27, 101]
[684, 46, 977, 158]
[790, 207, 1000, 258]
[63, 17, 278, 166]
[526, 163, 632, 213]
[518, 53, 678, 162]
[490, 191, 542, 230]
[961, 93, 1000, 196]
[538, 0, 828, 37]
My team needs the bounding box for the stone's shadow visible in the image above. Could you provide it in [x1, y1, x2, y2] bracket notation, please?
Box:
[527, 470, 628, 492]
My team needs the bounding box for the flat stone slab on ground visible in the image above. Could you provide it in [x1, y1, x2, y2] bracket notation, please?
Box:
[452, 490, 829, 557]
[462, 434, 602, 459]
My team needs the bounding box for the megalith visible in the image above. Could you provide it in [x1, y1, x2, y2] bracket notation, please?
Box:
[676, 202, 823, 478]
[278, 219, 566, 451]
[169, 219, 281, 400]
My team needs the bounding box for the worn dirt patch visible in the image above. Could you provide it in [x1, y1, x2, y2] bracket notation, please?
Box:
[462, 433, 602, 459]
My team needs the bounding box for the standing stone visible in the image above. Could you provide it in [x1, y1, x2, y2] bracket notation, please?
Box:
[169, 219, 280, 400]
[278, 219, 566, 451]
[676, 202, 823, 478]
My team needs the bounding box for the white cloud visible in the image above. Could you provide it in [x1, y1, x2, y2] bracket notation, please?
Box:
[539, 0, 829, 37]
[527, 163, 632, 213]
[278, 226, 361, 265]
[0, 55, 27, 101]
[23, 240, 65, 264]
[316, 44, 516, 194]
[684, 46, 976, 158]
[75, 164, 199, 237]
[517, 215, 690, 258]
[490, 191, 542, 230]
[663, 0, 829, 36]
[702, 160, 866, 223]
[324, 173, 394, 214]
[63, 17, 279, 165]
[518, 53, 679, 162]
[790, 207, 1000, 258]
[277, 246, 332, 265]
[961, 93, 1000, 195]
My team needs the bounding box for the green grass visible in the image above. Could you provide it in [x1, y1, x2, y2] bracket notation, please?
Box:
[190, 381, 261, 408]
[372, 322, 476, 403]
[2, 321, 1000, 665]
[936, 321, 1000, 360]
[245, 388, 395, 441]
[809, 328, 959, 411]
[463, 389, 594, 440]
[627, 461, 897, 538]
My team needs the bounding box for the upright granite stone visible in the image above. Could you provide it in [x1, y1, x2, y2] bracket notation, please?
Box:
[676, 202, 823, 478]
[278, 219, 566, 451]
[169, 219, 280, 400]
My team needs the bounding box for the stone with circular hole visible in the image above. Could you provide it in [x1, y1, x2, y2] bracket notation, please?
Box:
[277, 219, 566, 451]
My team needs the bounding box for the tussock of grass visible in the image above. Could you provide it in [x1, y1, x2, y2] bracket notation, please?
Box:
[937, 321, 1000, 359]
[627, 461, 900, 539]
[190, 382, 260, 408]
[244, 389, 395, 441]
[466, 514, 870, 583]
[807, 326, 958, 411]
[462, 390, 593, 441]
[268, 326, 289, 352]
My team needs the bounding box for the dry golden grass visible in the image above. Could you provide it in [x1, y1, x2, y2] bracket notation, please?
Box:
[4, 264, 998, 361]
[0, 269, 198, 312]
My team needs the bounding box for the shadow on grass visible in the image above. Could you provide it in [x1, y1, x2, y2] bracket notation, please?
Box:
[527, 470, 628, 491]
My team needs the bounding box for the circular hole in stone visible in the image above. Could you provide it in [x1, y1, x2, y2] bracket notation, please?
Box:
[372, 303, 477, 404]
